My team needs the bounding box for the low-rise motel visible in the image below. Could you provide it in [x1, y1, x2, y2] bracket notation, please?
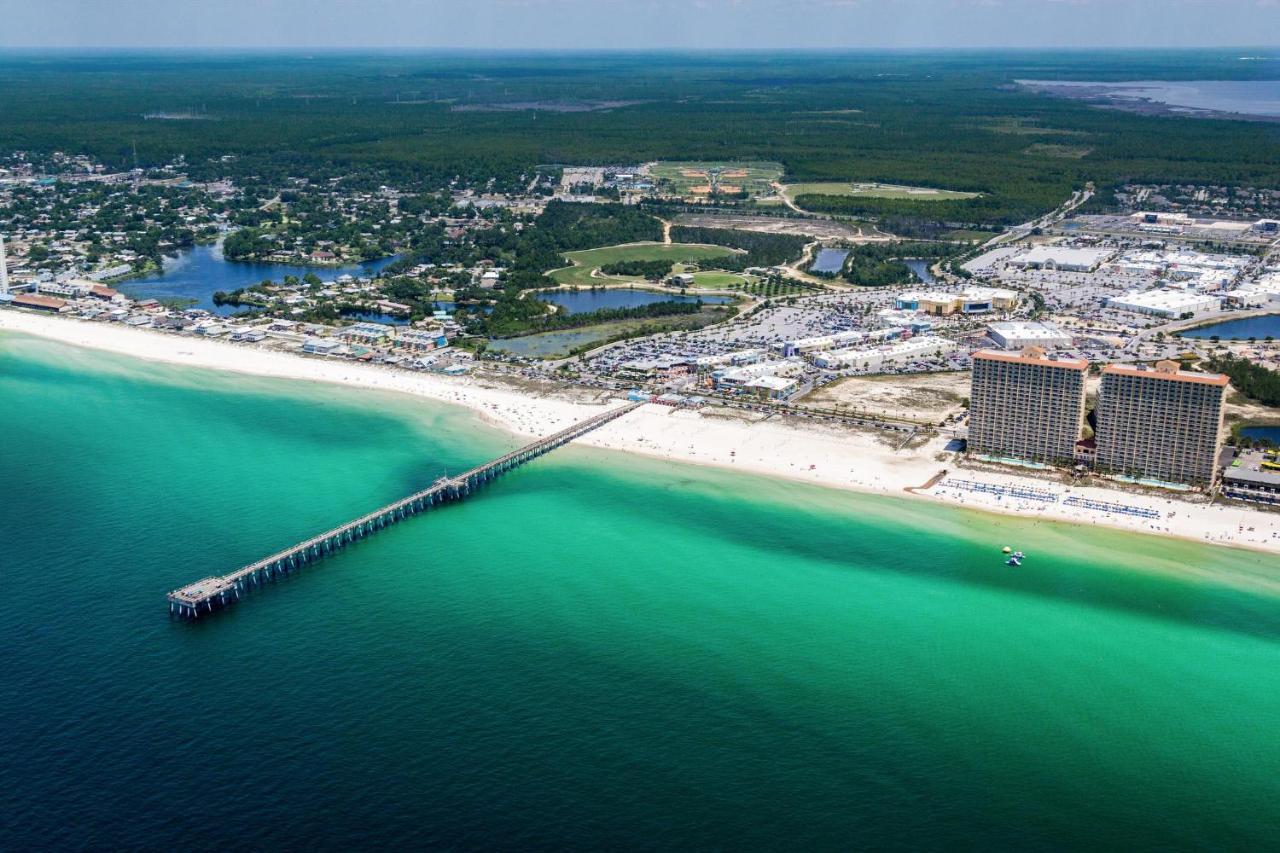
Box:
[967, 350, 1230, 488]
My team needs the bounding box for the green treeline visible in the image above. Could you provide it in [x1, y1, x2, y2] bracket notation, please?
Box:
[515, 201, 662, 274]
[794, 193, 1048, 228]
[600, 260, 673, 280]
[1205, 354, 1280, 408]
[840, 242, 967, 286]
[6, 54, 1280, 230]
[667, 226, 807, 270]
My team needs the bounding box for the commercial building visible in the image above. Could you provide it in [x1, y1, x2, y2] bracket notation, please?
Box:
[986, 321, 1072, 351]
[960, 287, 1019, 313]
[1221, 450, 1280, 505]
[895, 287, 1018, 316]
[895, 291, 953, 314]
[876, 309, 933, 333]
[781, 329, 871, 357]
[1095, 361, 1228, 486]
[742, 375, 798, 400]
[714, 359, 801, 390]
[811, 334, 955, 371]
[1008, 245, 1114, 272]
[10, 293, 69, 313]
[967, 348, 1088, 465]
[694, 349, 763, 369]
[1107, 289, 1222, 319]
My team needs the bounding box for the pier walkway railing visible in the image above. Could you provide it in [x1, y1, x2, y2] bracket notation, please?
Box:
[167, 401, 642, 619]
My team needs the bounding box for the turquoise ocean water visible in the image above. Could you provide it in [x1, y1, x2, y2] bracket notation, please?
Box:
[4, 331, 1280, 850]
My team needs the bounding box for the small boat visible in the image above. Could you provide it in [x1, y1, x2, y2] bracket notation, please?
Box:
[1002, 546, 1012, 554]
[1006, 557, 1022, 567]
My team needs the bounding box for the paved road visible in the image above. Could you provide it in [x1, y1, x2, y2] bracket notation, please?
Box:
[982, 186, 1094, 250]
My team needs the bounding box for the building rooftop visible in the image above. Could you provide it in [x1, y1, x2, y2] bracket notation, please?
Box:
[973, 348, 1088, 370]
[1011, 245, 1114, 268]
[987, 321, 1069, 337]
[12, 293, 67, 310]
[1101, 361, 1229, 387]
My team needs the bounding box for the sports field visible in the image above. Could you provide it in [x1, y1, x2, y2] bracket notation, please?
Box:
[784, 181, 980, 201]
[648, 161, 784, 199]
[687, 271, 751, 289]
[549, 242, 738, 285]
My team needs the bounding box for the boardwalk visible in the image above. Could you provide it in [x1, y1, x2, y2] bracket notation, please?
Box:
[168, 401, 642, 618]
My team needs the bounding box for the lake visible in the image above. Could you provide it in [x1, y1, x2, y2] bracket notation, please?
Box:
[1020, 79, 1280, 118]
[538, 288, 729, 315]
[1241, 426, 1280, 445]
[810, 248, 849, 275]
[342, 310, 411, 326]
[905, 258, 937, 285]
[1179, 314, 1280, 340]
[119, 242, 401, 315]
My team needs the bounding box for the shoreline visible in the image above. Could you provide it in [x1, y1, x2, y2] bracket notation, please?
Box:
[4, 309, 1279, 556]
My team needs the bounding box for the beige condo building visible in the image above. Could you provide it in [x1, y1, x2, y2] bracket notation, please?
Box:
[1095, 361, 1228, 485]
[968, 347, 1088, 465]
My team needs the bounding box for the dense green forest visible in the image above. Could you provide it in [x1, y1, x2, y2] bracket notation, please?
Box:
[1206, 354, 1280, 409]
[838, 242, 969, 286]
[515, 201, 661, 275]
[667, 226, 808, 270]
[4, 52, 1280, 228]
[600, 260, 673, 280]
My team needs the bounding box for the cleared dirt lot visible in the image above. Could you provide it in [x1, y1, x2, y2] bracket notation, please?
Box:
[674, 213, 862, 240]
[802, 371, 969, 422]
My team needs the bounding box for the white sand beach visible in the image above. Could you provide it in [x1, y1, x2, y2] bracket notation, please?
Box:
[5, 309, 1280, 555]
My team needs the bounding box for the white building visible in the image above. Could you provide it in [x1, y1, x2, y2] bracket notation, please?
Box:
[1221, 289, 1271, 308]
[694, 349, 762, 369]
[986, 321, 1072, 350]
[1009, 245, 1114, 272]
[715, 359, 802, 389]
[230, 327, 267, 342]
[781, 329, 868, 357]
[742, 375, 798, 399]
[1107, 289, 1222, 319]
[812, 335, 956, 371]
[302, 337, 342, 355]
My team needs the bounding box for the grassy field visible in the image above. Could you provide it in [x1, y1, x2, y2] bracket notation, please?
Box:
[550, 242, 738, 285]
[648, 161, 784, 199]
[784, 181, 980, 201]
[1023, 143, 1094, 160]
[686, 271, 750, 289]
[943, 229, 996, 242]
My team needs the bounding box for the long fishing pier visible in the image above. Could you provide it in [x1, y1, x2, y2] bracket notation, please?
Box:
[167, 401, 642, 619]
